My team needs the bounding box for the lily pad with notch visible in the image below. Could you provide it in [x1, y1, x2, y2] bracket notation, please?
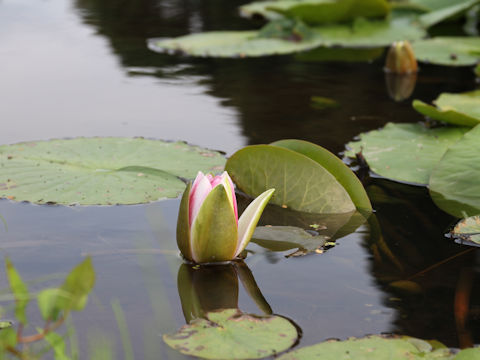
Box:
[413, 90, 480, 127]
[346, 123, 470, 185]
[163, 308, 298, 359]
[0, 138, 225, 205]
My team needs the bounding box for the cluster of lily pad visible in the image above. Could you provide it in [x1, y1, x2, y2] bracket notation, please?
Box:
[148, 0, 480, 63]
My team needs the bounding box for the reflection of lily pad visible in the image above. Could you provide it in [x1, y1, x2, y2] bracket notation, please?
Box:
[413, 90, 480, 127]
[430, 125, 480, 217]
[252, 226, 329, 256]
[0, 138, 225, 205]
[163, 309, 298, 359]
[277, 335, 453, 359]
[346, 123, 469, 185]
[412, 37, 480, 66]
[451, 216, 480, 245]
[226, 144, 355, 213]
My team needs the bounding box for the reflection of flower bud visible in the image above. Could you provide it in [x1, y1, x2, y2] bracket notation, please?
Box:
[385, 41, 418, 74]
[385, 73, 417, 102]
[177, 171, 274, 264]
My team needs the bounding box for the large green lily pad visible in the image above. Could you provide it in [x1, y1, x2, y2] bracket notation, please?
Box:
[450, 216, 480, 245]
[163, 309, 298, 359]
[413, 90, 480, 127]
[277, 335, 454, 360]
[417, 0, 480, 28]
[346, 123, 469, 185]
[412, 37, 480, 66]
[148, 31, 325, 58]
[226, 144, 355, 214]
[0, 138, 225, 205]
[429, 124, 480, 217]
[272, 139, 371, 212]
[148, 17, 425, 58]
[265, 0, 390, 25]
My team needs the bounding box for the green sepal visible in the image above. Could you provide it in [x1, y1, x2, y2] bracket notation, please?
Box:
[176, 182, 193, 261]
[191, 185, 238, 263]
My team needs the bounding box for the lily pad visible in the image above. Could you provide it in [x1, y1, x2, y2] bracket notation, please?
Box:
[412, 37, 480, 66]
[226, 144, 355, 214]
[417, 0, 480, 28]
[429, 124, 480, 217]
[413, 90, 480, 127]
[346, 123, 469, 185]
[296, 47, 384, 62]
[277, 335, 454, 360]
[265, 0, 390, 26]
[148, 31, 325, 58]
[450, 216, 480, 245]
[163, 309, 298, 359]
[0, 138, 225, 205]
[272, 139, 372, 212]
[252, 226, 329, 256]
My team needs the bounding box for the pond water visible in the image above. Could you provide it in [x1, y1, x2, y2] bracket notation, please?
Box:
[1, 0, 479, 358]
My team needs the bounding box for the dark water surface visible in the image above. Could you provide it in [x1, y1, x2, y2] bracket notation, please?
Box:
[1, 0, 479, 358]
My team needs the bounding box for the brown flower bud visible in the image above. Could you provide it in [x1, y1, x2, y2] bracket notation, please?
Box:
[385, 41, 418, 74]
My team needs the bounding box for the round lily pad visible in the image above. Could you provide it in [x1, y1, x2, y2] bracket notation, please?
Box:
[429, 124, 480, 217]
[412, 37, 480, 66]
[346, 123, 469, 185]
[0, 138, 225, 205]
[450, 216, 480, 245]
[163, 309, 298, 359]
[277, 335, 454, 360]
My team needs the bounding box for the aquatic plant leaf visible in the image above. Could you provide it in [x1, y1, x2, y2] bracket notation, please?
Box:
[272, 139, 372, 212]
[0, 322, 11, 330]
[412, 37, 480, 66]
[5, 258, 29, 325]
[252, 226, 329, 255]
[266, 0, 390, 25]
[163, 309, 298, 359]
[346, 123, 469, 185]
[148, 17, 425, 58]
[226, 145, 355, 214]
[296, 47, 384, 62]
[277, 335, 454, 360]
[413, 90, 480, 127]
[417, 0, 480, 28]
[148, 31, 325, 58]
[451, 216, 480, 245]
[429, 125, 480, 217]
[454, 347, 480, 359]
[44, 331, 71, 360]
[240, 0, 390, 24]
[0, 138, 225, 205]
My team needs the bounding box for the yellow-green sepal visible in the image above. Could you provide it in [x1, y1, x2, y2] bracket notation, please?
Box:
[176, 182, 193, 261]
[191, 185, 238, 263]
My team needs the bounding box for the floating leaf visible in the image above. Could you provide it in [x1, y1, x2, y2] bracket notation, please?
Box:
[277, 335, 454, 360]
[310, 96, 340, 110]
[226, 144, 355, 214]
[413, 90, 480, 127]
[265, 0, 390, 25]
[5, 258, 29, 325]
[455, 347, 480, 359]
[148, 31, 325, 58]
[450, 216, 480, 245]
[272, 139, 372, 212]
[430, 125, 480, 217]
[296, 47, 384, 62]
[346, 123, 469, 185]
[0, 322, 12, 330]
[252, 226, 329, 255]
[0, 138, 225, 205]
[412, 37, 480, 66]
[417, 0, 480, 28]
[163, 309, 298, 359]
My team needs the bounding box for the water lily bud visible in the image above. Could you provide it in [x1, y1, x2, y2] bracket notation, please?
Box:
[385, 41, 418, 74]
[176, 171, 274, 264]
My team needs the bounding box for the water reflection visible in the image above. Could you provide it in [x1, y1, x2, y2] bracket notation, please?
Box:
[177, 261, 272, 323]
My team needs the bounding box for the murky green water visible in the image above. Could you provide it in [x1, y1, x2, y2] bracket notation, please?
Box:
[1, 0, 479, 358]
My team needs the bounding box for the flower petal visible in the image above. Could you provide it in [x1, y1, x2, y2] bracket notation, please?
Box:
[190, 185, 238, 263]
[189, 173, 213, 227]
[220, 172, 238, 223]
[235, 189, 275, 257]
[176, 182, 193, 261]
